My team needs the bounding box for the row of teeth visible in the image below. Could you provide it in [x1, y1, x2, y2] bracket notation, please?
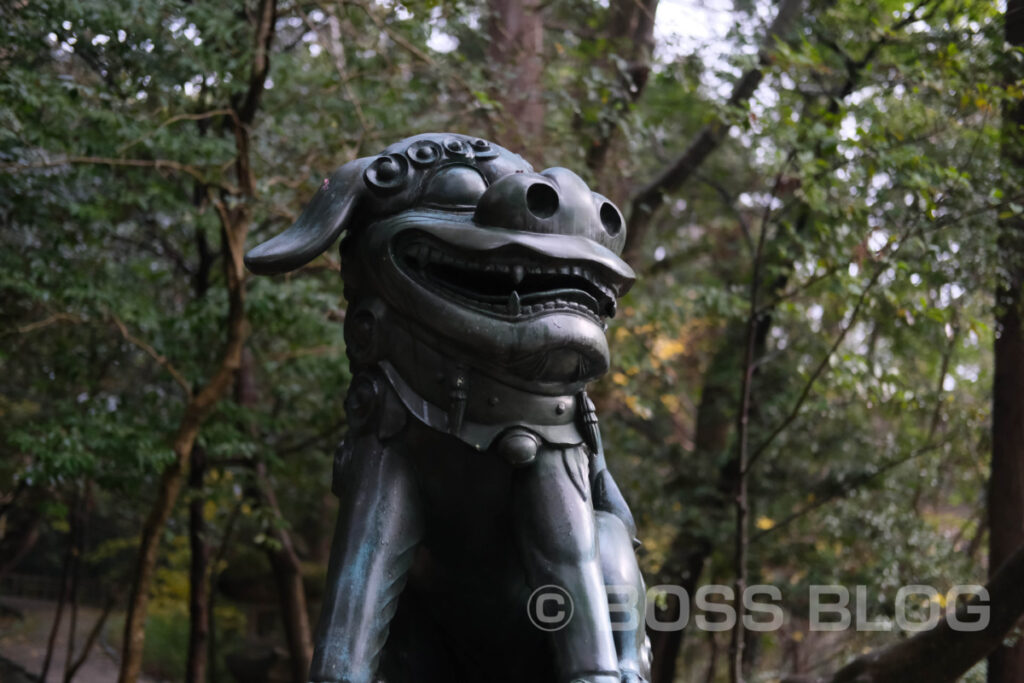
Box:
[406, 244, 616, 301]
[436, 285, 603, 320]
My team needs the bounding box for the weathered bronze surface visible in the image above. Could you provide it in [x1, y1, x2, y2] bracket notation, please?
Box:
[246, 133, 650, 683]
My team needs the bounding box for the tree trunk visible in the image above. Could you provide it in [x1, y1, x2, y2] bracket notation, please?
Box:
[116, 1, 275, 679]
[487, 0, 545, 156]
[0, 485, 39, 584]
[236, 348, 314, 682]
[40, 493, 77, 683]
[264, 501, 315, 683]
[117, 169, 251, 683]
[650, 330, 741, 683]
[62, 485, 91, 683]
[64, 595, 117, 683]
[989, 3, 1024, 681]
[119, 421, 207, 683]
[186, 448, 211, 683]
[0, 514, 40, 583]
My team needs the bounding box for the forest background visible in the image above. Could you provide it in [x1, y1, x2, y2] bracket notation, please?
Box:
[2, 0, 1024, 681]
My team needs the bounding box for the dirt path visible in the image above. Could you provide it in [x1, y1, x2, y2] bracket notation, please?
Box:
[0, 597, 156, 683]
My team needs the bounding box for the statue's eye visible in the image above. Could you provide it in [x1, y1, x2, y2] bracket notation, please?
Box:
[421, 165, 487, 209]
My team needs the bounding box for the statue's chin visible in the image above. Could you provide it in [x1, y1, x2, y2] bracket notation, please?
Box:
[390, 294, 611, 390]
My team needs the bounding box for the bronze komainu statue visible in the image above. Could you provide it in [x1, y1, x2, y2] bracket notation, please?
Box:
[245, 133, 650, 683]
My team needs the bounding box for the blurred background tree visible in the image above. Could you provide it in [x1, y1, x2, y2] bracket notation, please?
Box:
[1, 0, 1022, 681]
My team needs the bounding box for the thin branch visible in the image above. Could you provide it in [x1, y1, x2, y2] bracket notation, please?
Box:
[751, 439, 950, 544]
[237, 0, 277, 126]
[16, 313, 83, 334]
[301, 9, 370, 132]
[341, 0, 498, 138]
[267, 345, 343, 363]
[108, 312, 192, 397]
[623, 0, 804, 262]
[743, 188, 1020, 475]
[116, 109, 240, 156]
[65, 593, 119, 682]
[759, 261, 845, 312]
[697, 172, 754, 253]
[744, 251, 889, 476]
[0, 156, 238, 194]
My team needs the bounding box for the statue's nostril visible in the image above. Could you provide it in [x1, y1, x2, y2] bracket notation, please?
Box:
[600, 201, 623, 235]
[526, 183, 559, 219]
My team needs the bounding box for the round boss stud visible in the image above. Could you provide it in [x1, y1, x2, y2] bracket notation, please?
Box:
[364, 153, 409, 193]
[495, 427, 540, 467]
[407, 139, 442, 167]
[443, 137, 473, 159]
[470, 138, 498, 160]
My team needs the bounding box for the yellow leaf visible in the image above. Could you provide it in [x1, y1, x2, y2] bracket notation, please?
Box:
[203, 500, 218, 522]
[652, 337, 687, 363]
[624, 395, 652, 419]
[660, 394, 680, 412]
[612, 372, 628, 386]
[756, 516, 775, 530]
[792, 630, 804, 642]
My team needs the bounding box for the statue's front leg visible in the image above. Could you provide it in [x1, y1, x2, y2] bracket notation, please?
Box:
[309, 381, 423, 683]
[580, 394, 651, 682]
[513, 445, 620, 683]
[596, 511, 650, 683]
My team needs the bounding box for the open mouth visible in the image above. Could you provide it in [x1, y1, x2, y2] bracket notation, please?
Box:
[397, 238, 620, 321]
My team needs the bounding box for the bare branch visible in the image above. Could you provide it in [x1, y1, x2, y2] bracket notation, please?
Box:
[623, 0, 804, 263]
[108, 312, 192, 397]
[784, 541, 1024, 683]
[0, 155, 238, 194]
[302, 9, 370, 132]
[116, 108, 241, 156]
[16, 312, 83, 334]
[342, 0, 499, 139]
[267, 345, 343, 362]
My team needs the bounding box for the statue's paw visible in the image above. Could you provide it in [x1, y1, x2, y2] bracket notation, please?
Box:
[620, 671, 648, 683]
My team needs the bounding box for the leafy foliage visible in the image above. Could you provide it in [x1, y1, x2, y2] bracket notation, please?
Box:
[0, 0, 1020, 680]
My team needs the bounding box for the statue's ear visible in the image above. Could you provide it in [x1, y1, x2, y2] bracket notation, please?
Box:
[244, 157, 373, 275]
